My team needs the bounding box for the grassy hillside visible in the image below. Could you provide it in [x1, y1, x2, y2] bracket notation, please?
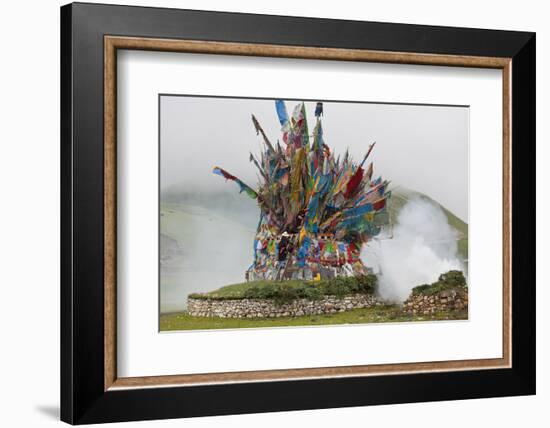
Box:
[389, 188, 468, 261]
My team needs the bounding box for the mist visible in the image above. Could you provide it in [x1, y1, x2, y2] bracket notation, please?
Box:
[160, 96, 469, 221]
[364, 197, 464, 302]
[160, 198, 258, 313]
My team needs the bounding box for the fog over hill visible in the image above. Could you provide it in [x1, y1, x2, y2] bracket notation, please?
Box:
[160, 187, 467, 313]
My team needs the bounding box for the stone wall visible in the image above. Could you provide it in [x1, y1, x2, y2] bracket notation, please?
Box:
[187, 294, 380, 318]
[402, 287, 468, 315]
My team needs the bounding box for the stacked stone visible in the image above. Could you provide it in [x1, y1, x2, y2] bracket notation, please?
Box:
[187, 294, 380, 318]
[403, 287, 468, 315]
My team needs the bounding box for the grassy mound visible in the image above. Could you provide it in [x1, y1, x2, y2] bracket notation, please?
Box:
[189, 274, 377, 305]
[411, 270, 467, 296]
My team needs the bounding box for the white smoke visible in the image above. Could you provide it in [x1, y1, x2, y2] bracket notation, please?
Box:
[363, 197, 464, 302]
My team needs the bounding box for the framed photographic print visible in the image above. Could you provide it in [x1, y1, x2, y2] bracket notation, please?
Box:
[60, 2, 535, 424]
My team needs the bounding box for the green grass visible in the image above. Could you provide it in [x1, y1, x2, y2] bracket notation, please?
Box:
[411, 270, 467, 296]
[412, 283, 466, 296]
[189, 276, 377, 305]
[160, 305, 468, 331]
[189, 280, 301, 299]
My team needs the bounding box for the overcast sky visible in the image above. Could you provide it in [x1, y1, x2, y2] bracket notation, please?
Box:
[160, 96, 468, 221]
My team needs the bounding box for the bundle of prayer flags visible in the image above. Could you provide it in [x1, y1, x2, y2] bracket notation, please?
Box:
[213, 100, 391, 281]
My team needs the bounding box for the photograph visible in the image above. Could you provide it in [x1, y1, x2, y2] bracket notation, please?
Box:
[159, 96, 469, 331]
[55, 2, 536, 424]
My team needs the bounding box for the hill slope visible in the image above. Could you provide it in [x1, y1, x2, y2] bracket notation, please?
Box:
[388, 188, 468, 261]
